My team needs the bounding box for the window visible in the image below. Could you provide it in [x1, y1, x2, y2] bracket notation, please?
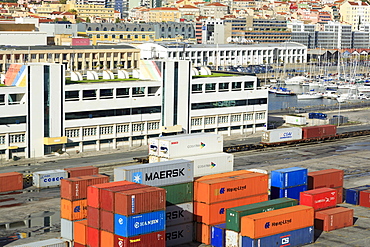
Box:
[147, 122, 160, 130]
[117, 124, 129, 133]
[65, 129, 79, 138]
[83, 127, 97, 136]
[83, 90, 96, 100]
[0, 94, 4, 105]
[192, 84, 203, 93]
[117, 88, 129, 97]
[204, 117, 216, 125]
[232, 82, 242, 91]
[132, 123, 144, 132]
[219, 83, 229, 91]
[244, 113, 253, 121]
[256, 112, 265, 120]
[132, 87, 145, 96]
[231, 114, 241, 122]
[205, 83, 216, 92]
[100, 89, 113, 99]
[100, 126, 113, 135]
[0, 135, 5, 144]
[9, 134, 25, 143]
[191, 118, 202, 126]
[218, 116, 229, 124]
[65, 91, 79, 101]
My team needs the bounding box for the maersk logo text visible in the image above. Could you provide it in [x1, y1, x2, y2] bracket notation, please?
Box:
[145, 168, 185, 181]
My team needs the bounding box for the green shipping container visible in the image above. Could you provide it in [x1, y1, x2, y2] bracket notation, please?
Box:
[160, 182, 193, 206]
[226, 198, 298, 232]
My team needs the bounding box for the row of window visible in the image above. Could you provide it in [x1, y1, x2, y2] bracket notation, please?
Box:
[191, 81, 254, 93]
[191, 98, 268, 110]
[0, 134, 26, 144]
[93, 34, 153, 39]
[191, 113, 266, 126]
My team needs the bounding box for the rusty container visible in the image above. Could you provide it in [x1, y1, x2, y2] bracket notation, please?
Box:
[308, 169, 344, 190]
[64, 166, 98, 178]
[359, 190, 370, 207]
[60, 199, 87, 221]
[100, 209, 114, 233]
[74, 219, 88, 245]
[0, 172, 23, 193]
[300, 188, 337, 211]
[314, 207, 354, 231]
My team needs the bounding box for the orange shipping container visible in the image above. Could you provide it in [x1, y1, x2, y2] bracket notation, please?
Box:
[194, 173, 268, 204]
[61, 199, 87, 221]
[196, 222, 222, 245]
[240, 205, 314, 238]
[194, 194, 268, 225]
[100, 230, 114, 247]
[194, 170, 252, 182]
[74, 219, 88, 245]
[0, 172, 23, 193]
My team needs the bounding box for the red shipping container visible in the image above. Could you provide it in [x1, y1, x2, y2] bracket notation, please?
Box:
[65, 166, 98, 178]
[0, 172, 23, 193]
[87, 226, 100, 247]
[61, 175, 109, 201]
[100, 209, 114, 233]
[333, 186, 343, 204]
[300, 188, 337, 211]
[315, 207, 353, 231]
[301, 125, 337, 140]
[359, 189, 370, 207]
[87, 206, 100, 229]
[100, 184, 145, 212]
[87, 181, 136, 208]
[114, 187, 166, 216]
[308, 169, 344, 190]
[114, 231, 166, 247]
[74, 243, 86, 247]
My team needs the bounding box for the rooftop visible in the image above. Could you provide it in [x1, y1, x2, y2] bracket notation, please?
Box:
[0, 44, 138, 51]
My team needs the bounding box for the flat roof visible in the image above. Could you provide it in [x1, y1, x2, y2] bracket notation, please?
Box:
[0, 44, 138, 51]
[156, 42, 306, 49]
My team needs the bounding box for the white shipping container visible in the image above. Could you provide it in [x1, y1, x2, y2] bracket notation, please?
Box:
[285, 115, 307, 125]
[60, 218, 73, 241]
[148, 138, 159, 156]
[148, 155, 160, 163]
[225, 229, 240, 247]
[183, 153, 233, 177]
[166, 202, 193, 227]
[14, 238, 70, 247]
[33, 170, 67, 188]
[261, 127, 302, 143]
[166, 222, 194, 247]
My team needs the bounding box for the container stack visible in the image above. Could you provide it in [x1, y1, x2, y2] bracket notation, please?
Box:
[345, 185, 370, 205]
[270, 167, 308, 200]
[308, 169, 344, 204]
[0, 172, 23, 193]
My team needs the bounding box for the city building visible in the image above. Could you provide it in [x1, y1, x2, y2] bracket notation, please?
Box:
[339, 0, 370, 30]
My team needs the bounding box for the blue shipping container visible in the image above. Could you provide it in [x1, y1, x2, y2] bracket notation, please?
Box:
[211, 223, 226, 247]
[270, 185, 308, 200]
[241, 226, 314, 247]
[114, 210, 165, 237]
[271, 167, 308, 189]
[345, 185, 370, 205]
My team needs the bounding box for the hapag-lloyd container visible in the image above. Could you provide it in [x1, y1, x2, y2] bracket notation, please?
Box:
[114, 210, 166, 237]
[166, 202, 193, 226]
[359, 190, 370, 207]
[270, 185, 308, 200]
[0, 172, 23, 192]
[240, 205, 314, 238]
[195, 170, 252, 181]
[114, 159, 194, 186]
[261, 127, 302, 143]
[74, 219, 88, 245]
[226, 198, 298, 232]
[211, 223, 226, 247]
[160, 182, 193, 205]
[114, 230, 166, 247]
[158, 133, 223, 159]
[166, 222, 194, 247]
[345, 185, 370, 205]
[148, 138, 159, 156]
[61, 199, 87, 221]
[194, 173, 268, 204]
[308, 169, 344, 190]
[13, 238, 70, 247]
[64, 166, 98, 178]
[314, 207, 354, 231]
[33, 169, 67, 188]
[300, 188, 337, 211]
[194, 194, 268, 225]
[270, 167, 308, 189]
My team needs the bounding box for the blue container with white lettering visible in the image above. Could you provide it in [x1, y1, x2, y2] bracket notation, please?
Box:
[271, 167, 307, 189]
[240, 226, 314, 247]
[270, 185, 307, 200]
[211, 223, 226, 247]
[114, 210, 165, 237]
[345, 185, 370, 205]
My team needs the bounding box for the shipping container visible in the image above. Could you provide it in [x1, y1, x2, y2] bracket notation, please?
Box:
[166, 222, 194, 247]
[166, 202, 193, 227]
[158, 133, 223, 159]
[114, 230, 166, 247]
[239, 226, 314, 247]
[308, 169, 344, 190]
[114, 159, 194, 186]
[13, 238, 70, 247]
[32, 169, 67, 188]
[115, 186, 166, 215]
[270, 185, 308, 200]
[73, 243, 86, 247]
[61, 218, 74, 240]
[285, 115, 306, 125]
[211, 223, 226, 247]
[261, 127, 302, 144]
[334, 186, 344, 204]
[302, 125, 337, 140]
[87, 226, 100, 247]
[315, 207, 354, 231]
[240, 205, 314, 238]
[160, 182, 193, 205]
[226, 198, 298, 232]
[300, 188, 337, 211]
[0, 172, 23, 193]
[61, 174, 109, 201]
[148, 138, 159, 156]
[74, 219, 88, 245]
[196, 222, 219, 245]
[345, 185, 370, 205]
[114, 210, 165, 237]
[87, 206, 100, 229]
[100, 230, 114, 247]
[60, 199, 87, 221]
[195, 170, 252, 182]
[359, 190, 370, 207]
[149, 155, 160, 163]
[64, 166, 98, 178]
[270, 167, 307, 189]
[100, 209, 114, 233]
[194, 173, 268, 204]
[194, 194, 268, 225]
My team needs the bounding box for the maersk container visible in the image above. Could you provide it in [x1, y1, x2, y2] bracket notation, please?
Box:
[211, 223, 226, 247]
[148, 138, 159, 156]
[166, 222, 194, 247]
[114, 159, 194, 187]
[226, 198, 298, 232]
[261, 127, 302, 144]
[13, 238, 70, 247]
[270, 167, 308, 189]
[160, 182, 193, 205]
[271, 185, 308, 200]
[158, 133, 223, 159]
[33, 169, 67, 188]
[345, 185, 370, 205]
[114, 210, 165, 237]
[166, 202, 193, 226]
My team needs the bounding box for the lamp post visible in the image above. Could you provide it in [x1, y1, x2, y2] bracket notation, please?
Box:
[338, 101, 341, 126]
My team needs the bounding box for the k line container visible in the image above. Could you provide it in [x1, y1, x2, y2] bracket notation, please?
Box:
[114, 159, 194, 186]
[74, 219, 88, 245]
[359, 189, 370, 207]
[194, 194, 268, 225]
[270, 185, 308, 200]
[194, 172, 268, 204]
[240, 205, 314, 238]
[148, 138, 159, 156]
[32, 169, 67, 188]
[166, 202, 193, 226]
[270, 167, 308, 189]
[314, 207, 354, 231]
[308, 169, 344, 190]
[160, 182, 193, 205]
[60, 199, 87, 221]
[13, 238, 70, 247]
[64, 166, 98, 178]
[0, 172, 23, 193]
[166, 222, 194, 247]
[100, 230, 114, 247]
[345, 185, 370, 205]
[114, 210, 166, 237]
[226, 198, 298, 232]
[87, 226, 100, 247]
[261, 127, 302, 143]
[211, 223, 226, 247]
[61, 218, 75, 240]
[114, 230, 166, 247]
[100, 209, 114, 233]
[301, 125, 337, 139]
[300, 188, 337, 211]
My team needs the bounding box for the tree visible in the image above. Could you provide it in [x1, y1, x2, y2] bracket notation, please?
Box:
[62, 16, 68, 22]
[59, 0, 67, 3]
[115, 17, 121, 23]
[86, 17, 91, 23]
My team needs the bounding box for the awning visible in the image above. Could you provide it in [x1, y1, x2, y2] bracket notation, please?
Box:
[44, 136, 68, 145]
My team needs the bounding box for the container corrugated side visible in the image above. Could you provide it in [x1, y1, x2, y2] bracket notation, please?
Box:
[261, 127, 302, 143]
[270, 167, 308, 188]
[166, 222, 194, 247]
[100, 209, 114, 233]
[100, 230, 114, 247]
[314, 207, 354, 231]
[113, 230, 166, 247]
[270, 185, 308, 200]
[32, 169, 67, 188]
[195, 170, 252, 182]
[308, 169, 344, 190]
[0, 172, 23, 192]
[359, 190, 370, 207]
[211, 223, 226, 247]
[60, 199, 87, 221]
[345, 185, 370, 205]
[13, 238, 70, 247]
[87, 226, 100, 247]
[114, 159, 194, 186]
[60, 218, 74, 241]
[160, 182, 193, 205]
[87, 206, 100, 229]
[300, 188, 337, 211]
[64, 166, 98, 178]
[74, 219, 87, 245]
[166, 202, 193, 227]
